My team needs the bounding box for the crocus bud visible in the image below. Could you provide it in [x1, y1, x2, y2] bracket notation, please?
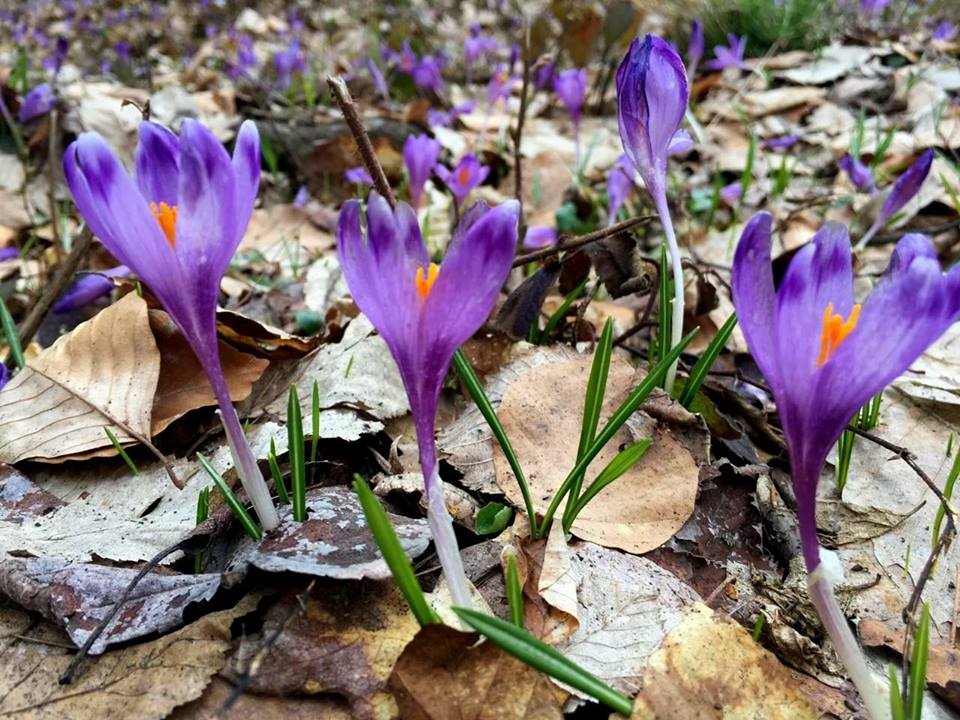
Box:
[18, 83, 55, 123]
[879, 149, 933, 225]
[553, 68, 587, 129]
[403, 134, 442, 209]
[523, 225, 557, 250]
[616, 35, 688, 199]
[687, 20, 703, 79]
[838, 154, 875, 193]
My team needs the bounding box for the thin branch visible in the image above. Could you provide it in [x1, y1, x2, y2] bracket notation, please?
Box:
[325, 75, 396, 208]
[871, 218, 960, 245]
[512, 43, 531, 232]
[46, 107, 62, 261]
[512, 215, 653, 267]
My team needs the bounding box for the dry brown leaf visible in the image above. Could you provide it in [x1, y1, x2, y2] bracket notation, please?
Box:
[227, 583, 420, 720]
[628, 603, 818, 720]
[150, 310, 269, 434]
[171, 677, 354, 720]
[494, 354, 703, 554]
[216, 308, 317, 359]
[389, 624, 567, 720]
[741, 87, 826, 118]
[0, 293, 160, 463]
[0, 597, 256, 720]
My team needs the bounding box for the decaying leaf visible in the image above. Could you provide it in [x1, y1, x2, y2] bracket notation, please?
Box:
[494, 353, 706, 554]
[239, 485, 430, 579]
[0, 293, 160, 463]
[628, 603, 818, 720]
[0, 596, 257, 720]
[226, 583, 419, 720]
[389, 624, 567, 720]
[171, 677, 354, 720]
[0, 555, 222, 655]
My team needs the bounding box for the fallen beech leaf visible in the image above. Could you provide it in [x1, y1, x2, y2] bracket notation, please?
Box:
[0, 555, 222, 655]
[628, 603, 818, 719]
[240, 485, 430, 579]
[0, 465, 65, 523]
[494, 353, 705, 554]
[227, 583, 419, 720]
[216, 308, 317, 359]
[171, 677, 353, 720]
[0, 293, 160, 463]
[0, 596, 257, 720]
[389, 624, 567, 720]
[150, 310, 269, 434]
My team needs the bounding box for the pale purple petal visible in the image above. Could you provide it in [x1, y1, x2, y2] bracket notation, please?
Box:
[135, 121, 179, 207]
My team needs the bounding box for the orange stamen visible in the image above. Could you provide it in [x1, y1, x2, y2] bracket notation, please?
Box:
[816, 302, 861, 367]
[149, 201, 178, 248]
[415, 262, 440, 301]
[458, 167, 470, 185]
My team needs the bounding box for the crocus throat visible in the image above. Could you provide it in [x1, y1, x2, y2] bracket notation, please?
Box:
[149, 201, 177, 248]
[415, 262, 439, 301]
[457, 167, 470, 186]
[817, 302, 861, 367]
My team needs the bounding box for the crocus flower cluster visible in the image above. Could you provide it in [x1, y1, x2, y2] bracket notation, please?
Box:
[857, 149, 933, 249]
[616, 34, 690, 391]
[63, 119, 280, 531]
[733, 213, 960, 719]
[707, 33, 748, 71]
[403, 134, 441, 209]
[337, 192, 519, 606]
[435, 154, 490, 208]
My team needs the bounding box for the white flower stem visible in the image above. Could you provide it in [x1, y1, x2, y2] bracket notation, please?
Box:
[807, 567, 890, 720]
[653, 190, 684, 394]
[426, 465, 473, 609]
[855, 219, 882, 251]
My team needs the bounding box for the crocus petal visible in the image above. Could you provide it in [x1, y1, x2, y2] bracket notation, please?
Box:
[231, 119, 261, 235]
[175, 119, 239, 279]
[63, 133, 173, 291]
[423, 200, 518, 358]
[838, 154, 875, 193]
[878, 149, 933, 226]
[773, 222, 854, 391]
[53, 265, 129, 313]
[523, 225, 557, 249]
[732, 213, 780, 390]
[668, 129, 694, 155]
[135, 122, 179, 207]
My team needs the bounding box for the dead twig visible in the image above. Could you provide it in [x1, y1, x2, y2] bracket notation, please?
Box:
[217, 579, 318, 717]
[326, 75, 396, 208]
[46, 107, 62, 260]
[512, 41, 531, 232]
[512, 215, 654, 267]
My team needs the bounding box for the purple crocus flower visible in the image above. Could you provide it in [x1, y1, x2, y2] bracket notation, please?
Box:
[63, 119, 280, 531]
[857, 149, 934, 249]
[53, 265, 129, 313]
[0, 362, 8, 392]
[616, 34, 688, 391]
[523, 225, 557, 250]
[345, 166, 374, 186]
[764, 134, 800, 150]
[838, 154, 875, 193]
[932, 20, 958, 42]
[43, 36, 69, 77]
[337, 192, 519, 606]
[732, 213, 960, 718]
[0, 247, 18, 262]
[464, 26, 497, 83]
[720, 180, 742, 207]
[115, 41, 131, 64]
[533, 62, 555, 91]
[606, 155, 635, 226]
[18, 84, 55, 123]
[554, 68, 588, 167]
[706, 33, 748, 71]
[413, 54, 444, 93]
[435, 154, 490, 208]
[859, 0, 889, 16]
[487, 64, 516, 107]
[403, 134, 441, 210]
[688, 20, 703, 79]
[273, 40, 306, 90]
[293, 185, 309, 208]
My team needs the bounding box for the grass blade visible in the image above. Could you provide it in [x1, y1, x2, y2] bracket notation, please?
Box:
[677, 312, 737, 408]
[453, 349, 537, 537]
[907, 604, 930, 720]
[563, 440, 652, 532]
[268, 437, 290, 505]
[197, 452, 262, 541]
[657, 243, 671, 368]
[538, 327, 698, 536]
[194, 486, 211, 573]
[505, 553, 524, 629]
[889, 665, 905, 720]
[353, 475, 439, 626]
[103, 426, 139, 475]
[288, 385, 306, 522]
[0, 296, 24, 369]
[564, 318, 613, 527]
[931, 448, 960, 549]
[539, 278, 587, 343]
[452, 607, 633, 715]
[310, 380, 320, 483]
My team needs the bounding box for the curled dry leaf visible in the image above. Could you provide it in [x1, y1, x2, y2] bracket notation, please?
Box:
[0, 596, 258, 720]
[495, 353, 706, 554]
[0, 555, 222, 655]
[388, 624, 567, 720]
[0, 293, 160, 463]
[237, 485, 430, 579]
[627, 604, 818, 720]
[226, 583, 419, 720]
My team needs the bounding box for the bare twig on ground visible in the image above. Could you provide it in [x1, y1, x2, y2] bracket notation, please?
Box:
[512, 215, 653, 267]
[326, 75, 396, 208]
